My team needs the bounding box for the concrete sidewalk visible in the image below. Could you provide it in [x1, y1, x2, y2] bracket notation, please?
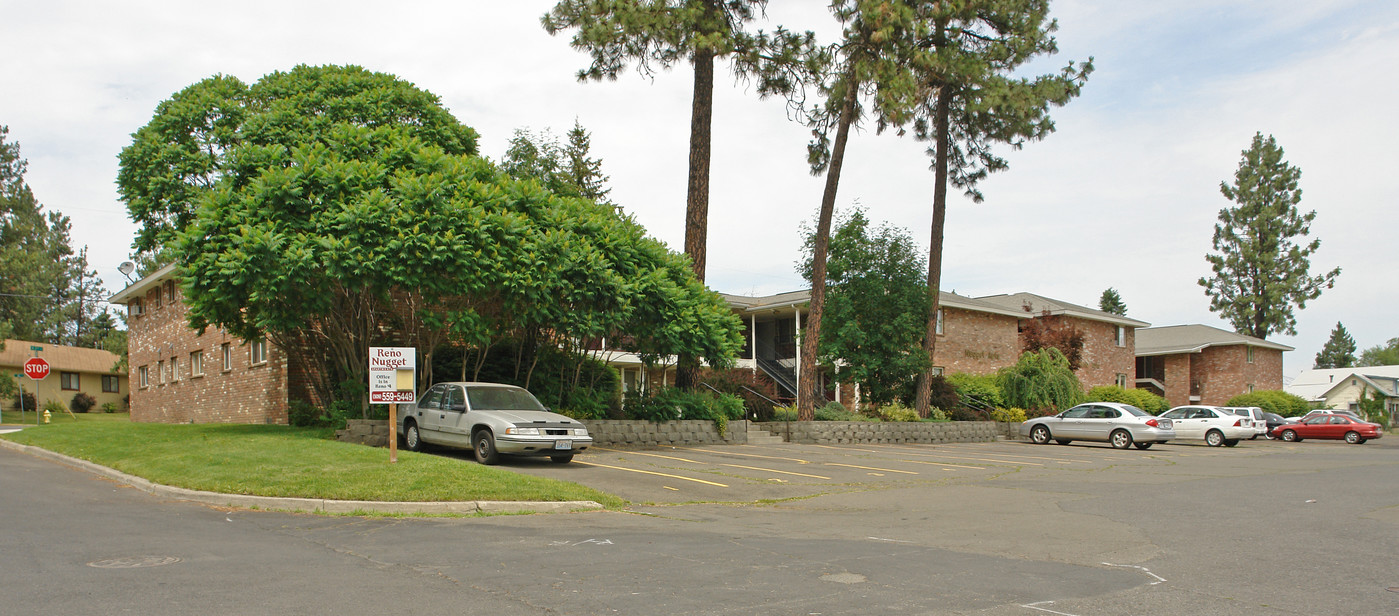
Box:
[0, 436, 602, 515]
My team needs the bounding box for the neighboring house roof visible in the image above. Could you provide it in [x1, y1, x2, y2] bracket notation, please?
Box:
[974, 292, 1151, 328]
[721, 289, 1027, 319]
[1287, 366, 1399, 401]
[1135, 324, 1293, 357]
[0, 339, 122, 374]
[107, 263, 177, 305]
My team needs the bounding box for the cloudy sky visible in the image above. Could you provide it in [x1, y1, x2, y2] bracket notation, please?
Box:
[3, 0, 1395, 379]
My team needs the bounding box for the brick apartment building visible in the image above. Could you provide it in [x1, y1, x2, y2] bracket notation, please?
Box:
[108, 264, 296, 424]
[974, 292, 1149, 390]
[1134, 324, 1291, 407]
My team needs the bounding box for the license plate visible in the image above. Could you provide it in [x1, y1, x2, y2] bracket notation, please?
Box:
[554, 440, 572, 450]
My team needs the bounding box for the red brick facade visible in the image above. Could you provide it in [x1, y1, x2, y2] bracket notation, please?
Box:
[1073, 318, 1137, 390]
[1189, 345, 1285, 406]
[123, 279, 290, 424]
[932, 308, 1020, 375]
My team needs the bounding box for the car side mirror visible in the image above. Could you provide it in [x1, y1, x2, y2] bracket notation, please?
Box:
[451, 403, 466, 412]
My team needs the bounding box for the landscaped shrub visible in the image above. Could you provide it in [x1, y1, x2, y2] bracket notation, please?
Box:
[946, 373, 1004, 409]
[998, 349, 1081, 414]
[990, 407, 1028, 423]
[871, 401, 920, 422]
[43, 399, 66, 415]
[817, 401, 874, 421]
[771, 404, 798, 422]
[701, 368, 782, 421]
[100, 402, 119, 413]
[289, 400, 336, 428]
[1225, 390, 1311, 417]
[70, 392, 98, 413]
[12, 391, 36, 412]
[1083, 385, 1168, 415]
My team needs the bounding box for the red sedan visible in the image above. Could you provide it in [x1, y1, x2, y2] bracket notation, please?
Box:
[1272, 415, 1384, 444]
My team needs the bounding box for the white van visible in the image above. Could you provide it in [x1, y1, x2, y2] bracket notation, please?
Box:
[1219, 406, 1268, 439]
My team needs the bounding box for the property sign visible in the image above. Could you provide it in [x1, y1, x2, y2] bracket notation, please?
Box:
[368, 347, 416, 405]
[23, 357, 50, 380]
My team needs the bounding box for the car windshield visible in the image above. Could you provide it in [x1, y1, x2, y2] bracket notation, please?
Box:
[467, 386, 547, 411]
[1121, 406, 1150, 417]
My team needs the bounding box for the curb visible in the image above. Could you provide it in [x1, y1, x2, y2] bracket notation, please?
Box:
[0, 438, 603, 515]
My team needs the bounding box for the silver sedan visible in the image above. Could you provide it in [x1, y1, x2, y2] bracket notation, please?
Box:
[1020, 402, 1176, 449]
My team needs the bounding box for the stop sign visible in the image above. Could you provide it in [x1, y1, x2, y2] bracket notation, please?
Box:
[23, 357, 50, 380]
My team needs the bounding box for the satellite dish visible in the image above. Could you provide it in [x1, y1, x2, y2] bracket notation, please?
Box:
[118, 261, 136, 282]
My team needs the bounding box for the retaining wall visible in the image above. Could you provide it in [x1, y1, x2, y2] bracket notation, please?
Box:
[582, 419, 747, 446]
[336, 419, 390, 448]
[762, 420, 1000, 445]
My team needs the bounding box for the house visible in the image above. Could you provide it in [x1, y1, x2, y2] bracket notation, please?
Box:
[1286, 366, 1399, 418]
[108, 264, 306, 424]
[974, 292, 1150, 390]
[2, 339, 126, 413]
[1134, 324, 1292, 407]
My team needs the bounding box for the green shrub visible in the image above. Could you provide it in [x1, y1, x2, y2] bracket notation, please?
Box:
[1083, 385, 1169, 415]
[43, 399, 66, 414]
[1225, 390, 1311, 417]
[701, 368, 783, 421]
[70, 392, 98, 413]
[771, 405, 798, 422]
[872, 401, 920, 422]
[998, 349, 1082, 414]
[946, 373, 1004, 408]
[100, 402, 119, 413]
[289, 400, 336, 428]
[12, 391, 36, 412]
[926, 407, 948, 421]
[817, 402, 874, 421]
[990, 407, 1028, 423]
[624, 388, 744, 436]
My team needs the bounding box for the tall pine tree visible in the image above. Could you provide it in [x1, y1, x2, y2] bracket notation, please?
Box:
[1099, 288, 1127, 315]
[1314, 322, 1356, 369]
[1199, 133, 1340, 339]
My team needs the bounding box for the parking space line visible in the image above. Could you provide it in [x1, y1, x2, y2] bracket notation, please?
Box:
[690, 448, 812, 464]
[882, 449, 1045, 466]
[594, 448, 704, 464]
[824, 463, 919, 475]
[901, 459, 985, 470]
[572, 461, 729, 487]
[720, 464, 831, 479]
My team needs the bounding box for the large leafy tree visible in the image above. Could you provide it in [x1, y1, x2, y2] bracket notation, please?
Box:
[906, 0, 1091, 417]
[1358, 338, 1399, 367]
[542, 0, 813, 390]
[799, 207, 930, 407]
[1314, 322, 1356, 369]
[121, 65, 741, 412]
[1199, 133, 1340, 339]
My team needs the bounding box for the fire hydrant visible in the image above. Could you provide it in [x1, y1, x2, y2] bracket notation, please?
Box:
[42, 409, 51, 424]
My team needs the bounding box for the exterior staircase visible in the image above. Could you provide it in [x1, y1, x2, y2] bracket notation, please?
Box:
[745, 422, 786, 445]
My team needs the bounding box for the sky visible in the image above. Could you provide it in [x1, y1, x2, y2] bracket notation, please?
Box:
[2, 0, 1396, 381]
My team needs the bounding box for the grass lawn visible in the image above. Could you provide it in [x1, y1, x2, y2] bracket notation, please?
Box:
[0, 412, 624, 508]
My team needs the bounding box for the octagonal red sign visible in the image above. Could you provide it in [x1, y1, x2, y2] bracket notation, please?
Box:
[23, 357, 50, 380]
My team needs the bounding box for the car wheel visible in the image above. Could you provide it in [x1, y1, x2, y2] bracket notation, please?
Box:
[1110, 429, 1133, 449]
[1055, 439, 1072, 445]
[1345, 431, 1362, 444]
[1030, 425, 1052, 445]
[1224, 439, 1239, 447]
[1133, 442, 1153, 450]
[1205, 430, 1225, 447]
[550, 454, 574, 464]
[404, 421, 424, 452]
[1281, 429, 1298, 442]
[473, 430, 500, 465]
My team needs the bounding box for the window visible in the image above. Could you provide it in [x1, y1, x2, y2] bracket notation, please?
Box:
[170, 357, 179, 381]
[935, 309, 945, 335]
[1246, 346, 1255, 363]
[102, 375, 120, 393]
[152, 288, 161, 308]
[129, 299, 144, 316]
[1247, 383, 1256, 393]
[932, 366, 945, 376]
[164, 280, 176, 304]
[190, 350, 204, 377]
[157, 360, 165, 384]
[60, 372, 80, 390]
[1116, 326, 1126, 347]
[1115, 373, 1127, 388]
[222, 343, 233, 371]
[139, 366, 149, 388]
[250, 338, 268, 366]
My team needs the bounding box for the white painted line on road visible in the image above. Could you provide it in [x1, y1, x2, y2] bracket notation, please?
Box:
[692, 448, 811, 464]
[866, 536, 913, 543]
[901, 459, 985, 470]
[824, 463, 919, 475]
[1021, 601, 1080, 616]
[721, 464, 831, 479]
[1101, 562, 1166, 585]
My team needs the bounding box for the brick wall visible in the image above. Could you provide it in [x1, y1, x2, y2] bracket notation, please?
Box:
[127, 282, 289, 424]
[1161, 354, 1193, 407]
[1191, 345, 1284, 406]
[1074, 319, 1136, 390]
[932, 308, 1019, 375]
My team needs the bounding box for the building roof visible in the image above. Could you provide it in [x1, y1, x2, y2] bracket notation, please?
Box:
[1286, 365, 1399, 401]
[107, 263, 177, 305]
[973, 292, 1151, 328]
[0, 339, 122, 374]
[1134, 324, 1293, 357]
[721, 289, 1028, 319]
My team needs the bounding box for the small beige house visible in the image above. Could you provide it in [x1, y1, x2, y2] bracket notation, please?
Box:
[2, 339, 126, 412]
[1287, 366, 1399, 421]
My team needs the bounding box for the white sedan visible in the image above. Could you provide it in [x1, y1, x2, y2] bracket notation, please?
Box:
[1158, 406, 1255, 447]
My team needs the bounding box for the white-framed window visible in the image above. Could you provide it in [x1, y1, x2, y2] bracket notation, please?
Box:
[1247, 383, 1256, 393]
[1247, 346, 1255, 363]
[935, 309, 945, 336]
[170, 357, 179, 381]
[932, 366, 945, 376]
[1116, 373, 1127, 388]
[250, 338, 268, 366]
[164, 280, 176, 304]
[222, 343, 233, 371]
[157, 360, 165, 384]
[1116, 326, 1126, 347]
[139, 366, 149, 388]
[190, 350, 204, 377]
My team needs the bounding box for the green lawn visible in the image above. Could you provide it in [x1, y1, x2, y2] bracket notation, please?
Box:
[0, 413, 624, 508]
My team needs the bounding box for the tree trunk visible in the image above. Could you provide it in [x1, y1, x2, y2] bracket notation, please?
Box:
[914, 84, 951, 418]
[677, 47, 715, 391]
[798, 70, 861, 421]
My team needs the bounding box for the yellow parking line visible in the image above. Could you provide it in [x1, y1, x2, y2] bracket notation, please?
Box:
[599, 449, 704, 464]
[690, 448, 811, 464]
[825, 463, 919, 475]
[892, 446, 1085, 464]
[573, 461, 728, 487]
[721, 464, 831, 479]
[902, 459, 985, 470]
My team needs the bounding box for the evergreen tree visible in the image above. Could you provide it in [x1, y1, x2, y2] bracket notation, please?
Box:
[563, 120, 611, 204]
[1199, 133, 1340, 339]
[500, 120, 613, 205]
[1314, 322, 1356, 369]
[0, 125, 79, 344]
[1099, 288, 1127, 316]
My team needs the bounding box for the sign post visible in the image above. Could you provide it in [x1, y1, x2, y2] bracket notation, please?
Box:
[369, 347, 416, 463]
[23, 356, 49, 426]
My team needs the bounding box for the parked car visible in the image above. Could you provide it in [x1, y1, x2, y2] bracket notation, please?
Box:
[1260, 412, 1290, 438]
[1020, 402, 1175, 449]
[398, 382, 592, 464]
[1219, 406, 1269, 439]
[1158, 406, 1254, 447]
[1300, 409, 1363, 422]
[1273, 414, 1384, 444]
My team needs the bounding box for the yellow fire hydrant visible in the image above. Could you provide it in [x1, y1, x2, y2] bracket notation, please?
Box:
[42, 409, 51, 424]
